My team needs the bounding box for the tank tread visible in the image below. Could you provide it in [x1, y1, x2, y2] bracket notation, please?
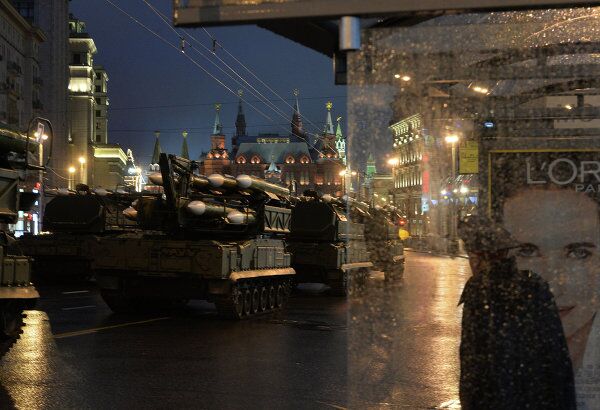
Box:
[0, 301, 26, 360]
[215, 277, 292, 320]
[328, 268, 370, 297]
[383, 262, 405, 282]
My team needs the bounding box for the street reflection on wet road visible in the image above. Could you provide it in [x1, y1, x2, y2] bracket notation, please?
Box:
[0, 252, 470, 409]
[349, 252, 470, 409]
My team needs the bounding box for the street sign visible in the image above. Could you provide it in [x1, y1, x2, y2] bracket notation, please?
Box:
[174, 0, 600, 26]
[459, 141, 479, 174]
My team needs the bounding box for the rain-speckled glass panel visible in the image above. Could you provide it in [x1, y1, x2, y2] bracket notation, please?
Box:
[347, 7, 600, 409]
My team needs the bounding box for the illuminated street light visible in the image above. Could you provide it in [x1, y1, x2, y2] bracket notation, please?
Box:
[394, 74, 401, 79]
[444, 134, 459, 144]
[78, 156, 86, 185]
[460, 185, 469, 194]
[401, 75, 411, 82]
[68, 166, 75, 190]
[387, 157, 400, 167]
[441, 189, 448, 196]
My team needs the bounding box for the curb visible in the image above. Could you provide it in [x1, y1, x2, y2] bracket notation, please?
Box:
[404, 248, 469, 259]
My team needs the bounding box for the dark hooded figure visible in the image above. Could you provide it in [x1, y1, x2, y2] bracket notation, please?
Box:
[458, 215, 576, 410]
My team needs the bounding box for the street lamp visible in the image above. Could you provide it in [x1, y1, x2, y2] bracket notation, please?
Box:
[78, 156, 86, 185]
[68, 166, 76, 189]
[27, 118, 53, 234]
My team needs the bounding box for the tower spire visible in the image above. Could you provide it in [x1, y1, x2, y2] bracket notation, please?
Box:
[181, 130, 189, 160]
[213, 103, 223, 135]
[235, 90, 246, 137]
[335, 117, 346, 165]
[151, 130, 161, 165]
[324, 101, 335, 135]
[291, 88, 303, 137]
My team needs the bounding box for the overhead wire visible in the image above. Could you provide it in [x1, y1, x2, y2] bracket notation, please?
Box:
[103, 0, 276, 125]
[142, 0, 327, 139]
[138, 1, 341, 163]
[105, 0, 342, 164]
[198, 26, 331, 136]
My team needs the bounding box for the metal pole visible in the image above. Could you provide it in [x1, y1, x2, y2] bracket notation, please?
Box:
[450, 143, 458, 252]
[38, 142, 43, 233]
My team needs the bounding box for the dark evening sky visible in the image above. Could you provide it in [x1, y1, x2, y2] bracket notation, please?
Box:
[69, 0, 346, 166]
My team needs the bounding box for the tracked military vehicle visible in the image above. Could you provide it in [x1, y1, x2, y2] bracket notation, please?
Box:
[92, 154, 295, 319]
[18, 186, 140, 282]
[364, 205, 405, 282]
[288, 193, 372, 296]
[0, 128, 41, 359]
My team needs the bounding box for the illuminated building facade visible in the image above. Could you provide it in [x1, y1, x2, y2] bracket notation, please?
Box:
[389, 113, 427, 237]
[199, 96, 346, 195]
[67, 14, 128, 189]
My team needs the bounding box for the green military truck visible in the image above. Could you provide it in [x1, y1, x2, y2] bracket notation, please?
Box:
[93, 154, 295, 319]
[287, 193, 373, 296]
[0, 129, 40, 358]
[364, 205, 405, 282]
[18, 187, 139, 282]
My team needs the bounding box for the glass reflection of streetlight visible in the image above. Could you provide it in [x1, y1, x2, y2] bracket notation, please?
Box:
[78, 156, 86, 185]
[68, 166, 76, 189]
[444, 134, 460, 254]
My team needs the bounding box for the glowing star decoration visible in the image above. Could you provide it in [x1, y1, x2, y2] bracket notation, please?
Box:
[326, 101, 333, 111]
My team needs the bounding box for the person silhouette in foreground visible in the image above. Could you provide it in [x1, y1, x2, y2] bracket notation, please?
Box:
[458, 215, 576, 410]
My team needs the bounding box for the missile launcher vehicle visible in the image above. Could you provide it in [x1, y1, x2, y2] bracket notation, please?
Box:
[18, 186, 141, 282]
[287, 193, 373, 296]
[92, 154, 295, 319]
[363, 205, 405, 282]
[0, 127, 41, 358]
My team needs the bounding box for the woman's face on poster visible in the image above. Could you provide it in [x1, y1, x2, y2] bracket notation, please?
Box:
[503, 189, 600, 340]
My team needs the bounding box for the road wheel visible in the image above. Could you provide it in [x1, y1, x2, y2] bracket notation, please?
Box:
[275, 284, 285, 307]
[259, 287, 268, 312]
[243, 289, 252, 316]
[215, 286, 244, 319]
[328, 271, 349, 297]
[251, 287, 260, 315]
[267, 285, 276, 310]
[0, 301, 25, 359]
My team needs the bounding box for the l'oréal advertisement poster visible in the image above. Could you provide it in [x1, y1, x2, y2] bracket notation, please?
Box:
[488, 149, 600, 408]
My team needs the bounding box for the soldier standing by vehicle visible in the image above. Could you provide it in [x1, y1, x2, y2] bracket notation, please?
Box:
[457, 215, 576, 409]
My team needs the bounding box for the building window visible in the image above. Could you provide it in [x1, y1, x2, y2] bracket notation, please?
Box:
[73, 53, 81, 64]
[300, 156, 309, 164]
[95, 85, 102, 93]
[250, 155, 261, 164]
[285, 156, 295, 164]
[95, 97, 101, 104]
[96, 110, 101, 117]
[96, 134, 102, 142]
[237, 156, 246, 164]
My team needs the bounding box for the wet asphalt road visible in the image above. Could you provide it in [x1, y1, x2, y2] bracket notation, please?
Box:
[0, 252, 470, 409]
